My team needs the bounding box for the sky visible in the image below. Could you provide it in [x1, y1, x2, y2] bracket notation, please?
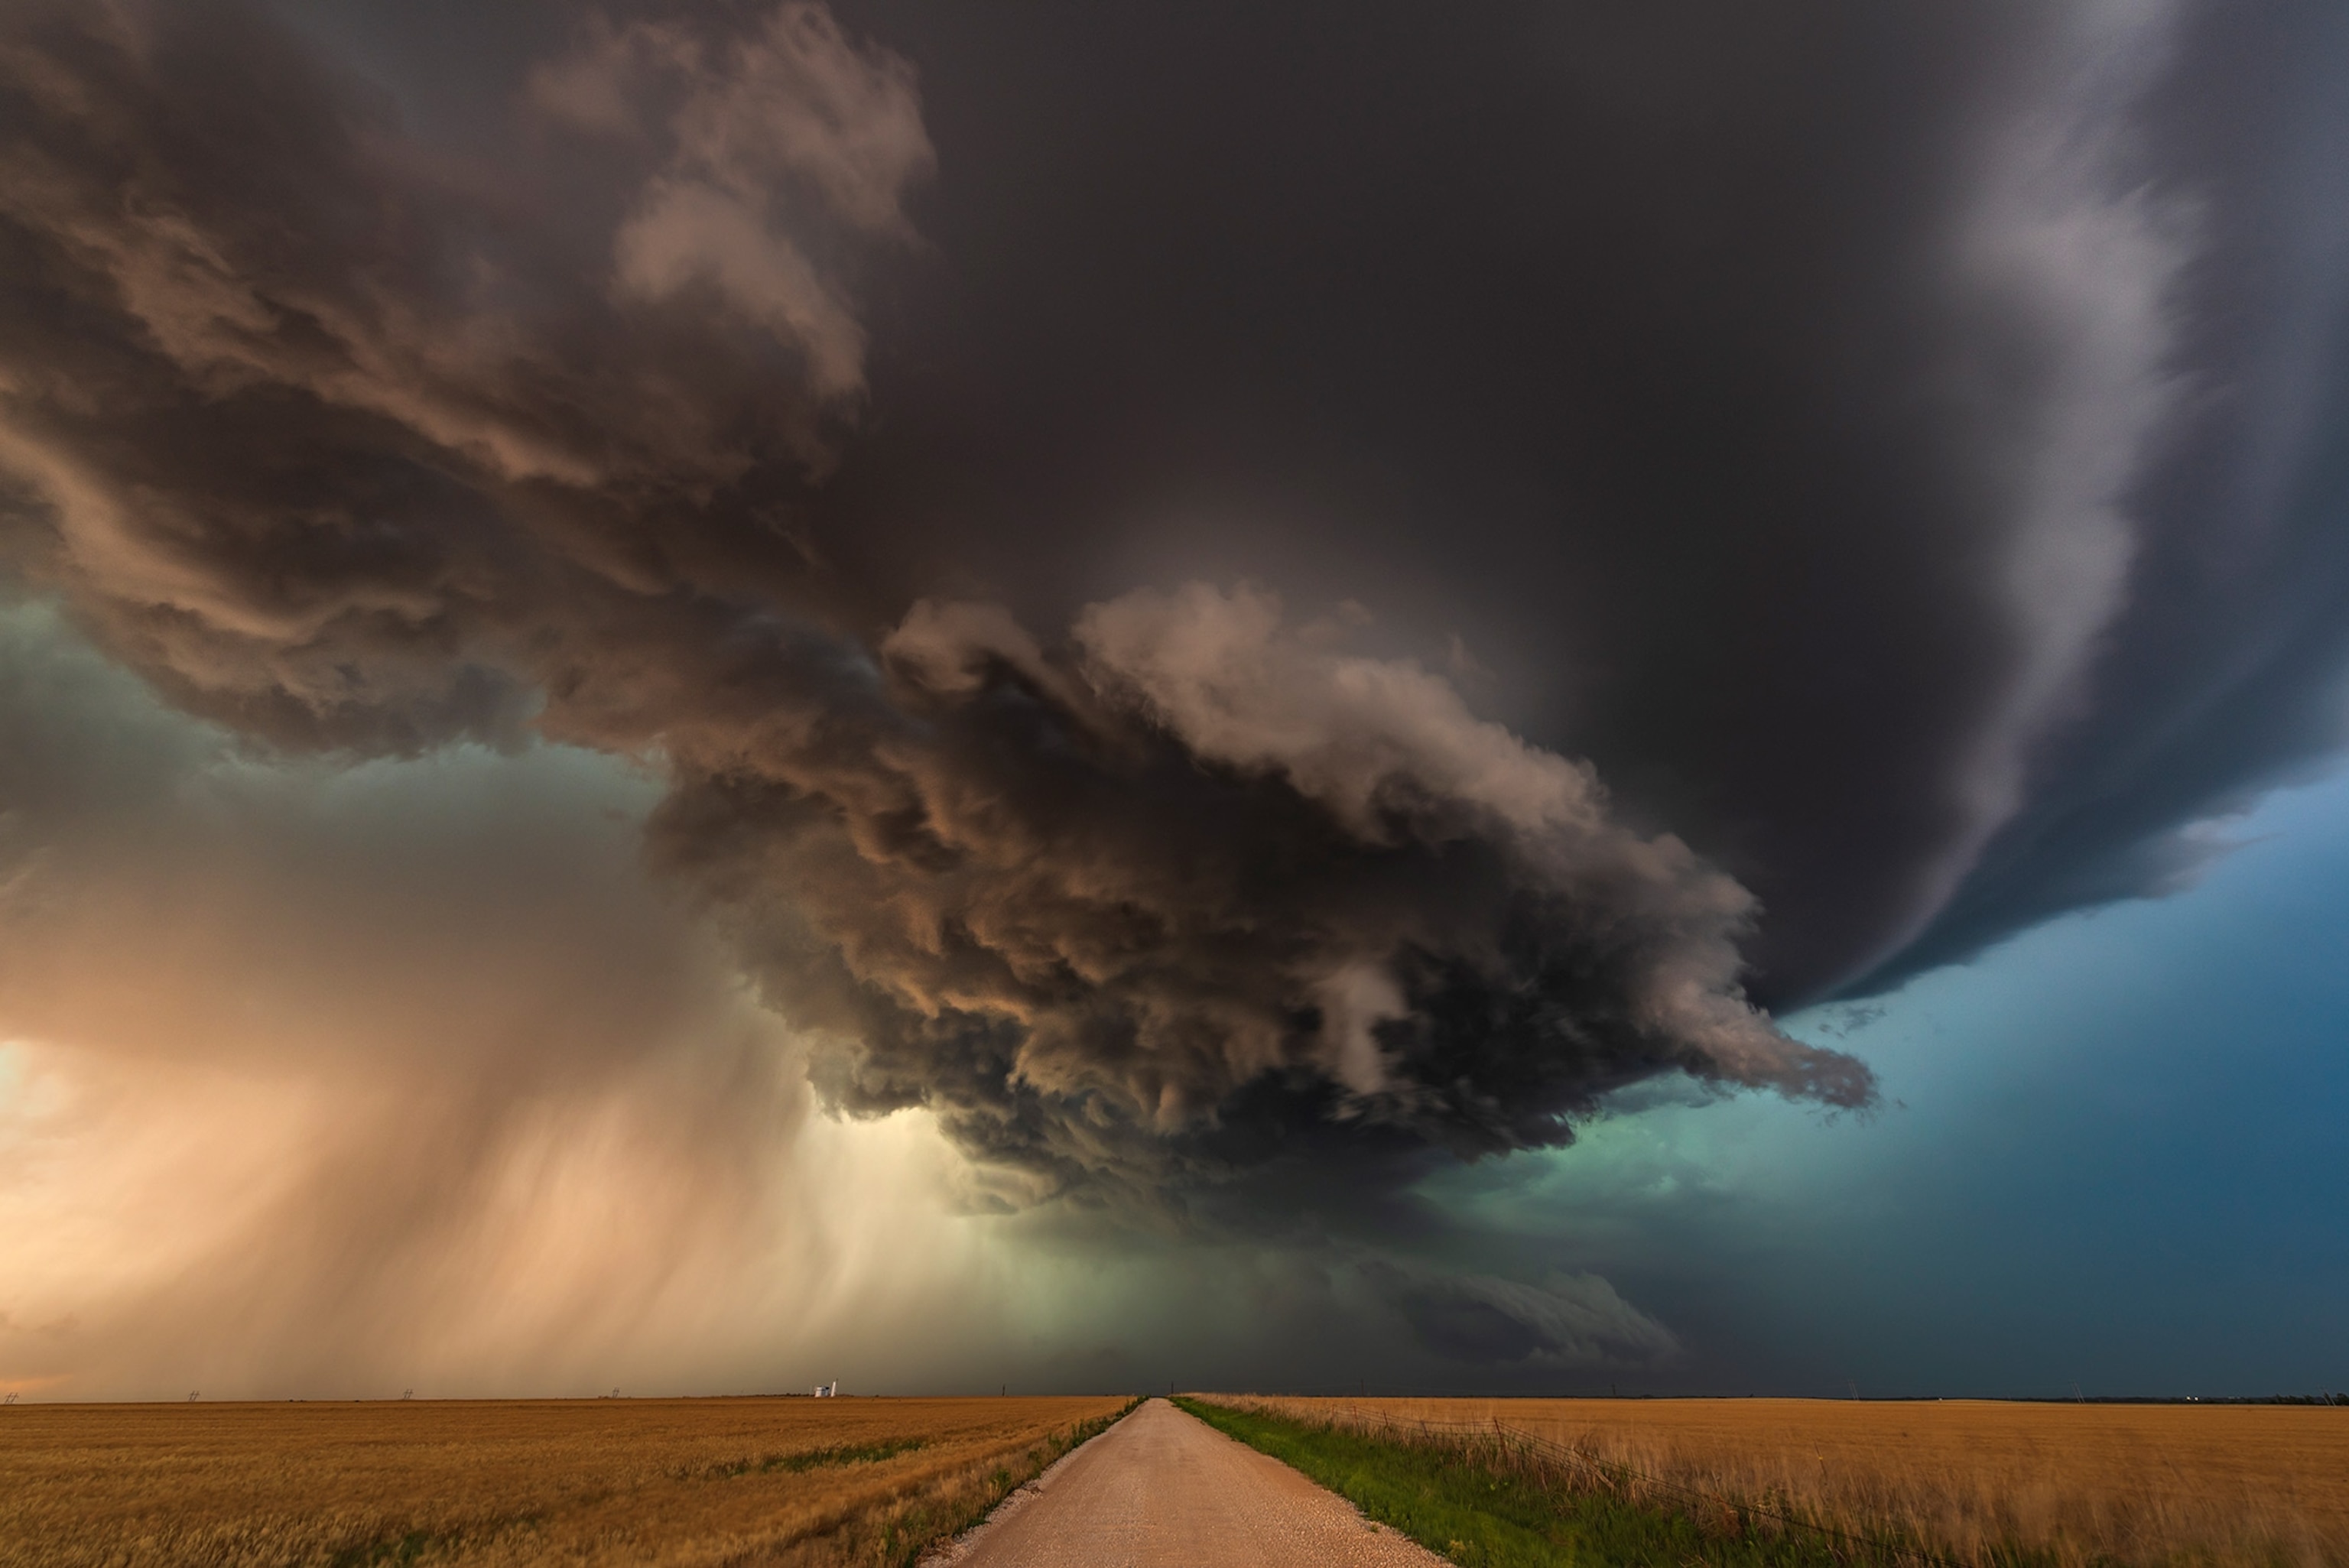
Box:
[1, 0, 2345, 1400]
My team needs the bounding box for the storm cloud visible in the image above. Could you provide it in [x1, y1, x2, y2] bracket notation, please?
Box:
[1360, 1260, 1679, 1370]
[0, 0, 1873, 1210]
[3, 0, 2347, 1232]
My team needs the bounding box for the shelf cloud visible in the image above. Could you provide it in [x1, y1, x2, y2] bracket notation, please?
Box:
[3, 0, 2349, 1391]
[0, 0, 1879, 1214]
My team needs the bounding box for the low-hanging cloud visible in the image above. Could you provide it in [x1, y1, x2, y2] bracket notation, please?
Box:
[5, 0, 2349, 1373]
[1360, 1261, 1680, 1369]
[0, 0, 1867, 1222]
[649, 579, 1867, 1203]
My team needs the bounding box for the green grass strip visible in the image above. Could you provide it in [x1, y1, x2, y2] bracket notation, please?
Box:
[1173, 1397, 1961, 1568]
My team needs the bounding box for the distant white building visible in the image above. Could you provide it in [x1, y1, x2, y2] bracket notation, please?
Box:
[814, 1380, 839, 1398]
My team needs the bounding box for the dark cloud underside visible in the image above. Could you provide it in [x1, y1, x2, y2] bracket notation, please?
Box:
[2, 0, 2345, 1214]
[816, 0, 2349, 998]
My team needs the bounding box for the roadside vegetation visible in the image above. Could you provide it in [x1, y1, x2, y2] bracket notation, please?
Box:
[0, 1394, 1134, 1568]
[1178, 1394, 2348, 1568]
[1176, 1397, 1908, 1568]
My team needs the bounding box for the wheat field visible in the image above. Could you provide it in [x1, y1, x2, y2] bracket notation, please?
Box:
[1212, 1395, 2349, 1566]
[0, 1394, 1129, 1567]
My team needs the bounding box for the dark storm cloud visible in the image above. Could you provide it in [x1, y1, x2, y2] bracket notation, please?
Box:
[649, 581, 1867, 1201]
[811, 0, 2349, 1002]
[1357, 1259, 1678, 1369]
[0, 0, 1865, 1216]
[1859, 0, 2349, 992]
[0, 0, 931, 749]
[2, 0, 2344, 1212]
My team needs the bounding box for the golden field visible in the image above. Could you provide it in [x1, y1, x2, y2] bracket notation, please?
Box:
[1214, 1395, 2349, 1566]
[0, 1394, 1129, 1567]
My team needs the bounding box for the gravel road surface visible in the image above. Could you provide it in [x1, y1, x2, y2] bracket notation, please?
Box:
[942, 1398, 1446, 1567]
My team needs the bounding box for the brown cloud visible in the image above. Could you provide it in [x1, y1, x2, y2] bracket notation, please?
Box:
[0, 0, 1864, 1229]
[638, 582, 1869, 1207]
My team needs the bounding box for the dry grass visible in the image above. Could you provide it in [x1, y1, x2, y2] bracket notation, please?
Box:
[0, 1394, 1131, 1567]
[1210, 1395, 2349, 1566]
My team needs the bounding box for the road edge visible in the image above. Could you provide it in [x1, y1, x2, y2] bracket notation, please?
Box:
[914, 1396, 1149, 1566]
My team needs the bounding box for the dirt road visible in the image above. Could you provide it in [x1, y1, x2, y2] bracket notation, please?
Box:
[942, 1398, 1444, 1567]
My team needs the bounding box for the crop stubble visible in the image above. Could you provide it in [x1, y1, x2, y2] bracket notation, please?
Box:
[1211, 1396, 2347, 1566]
[0, 1394, 1129, 1567]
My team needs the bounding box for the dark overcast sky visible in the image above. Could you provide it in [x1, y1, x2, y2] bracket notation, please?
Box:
[300, 0, 2349, 1005]
[2, 0, 2346, 1397]
[837, 0, 2349, 1006]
